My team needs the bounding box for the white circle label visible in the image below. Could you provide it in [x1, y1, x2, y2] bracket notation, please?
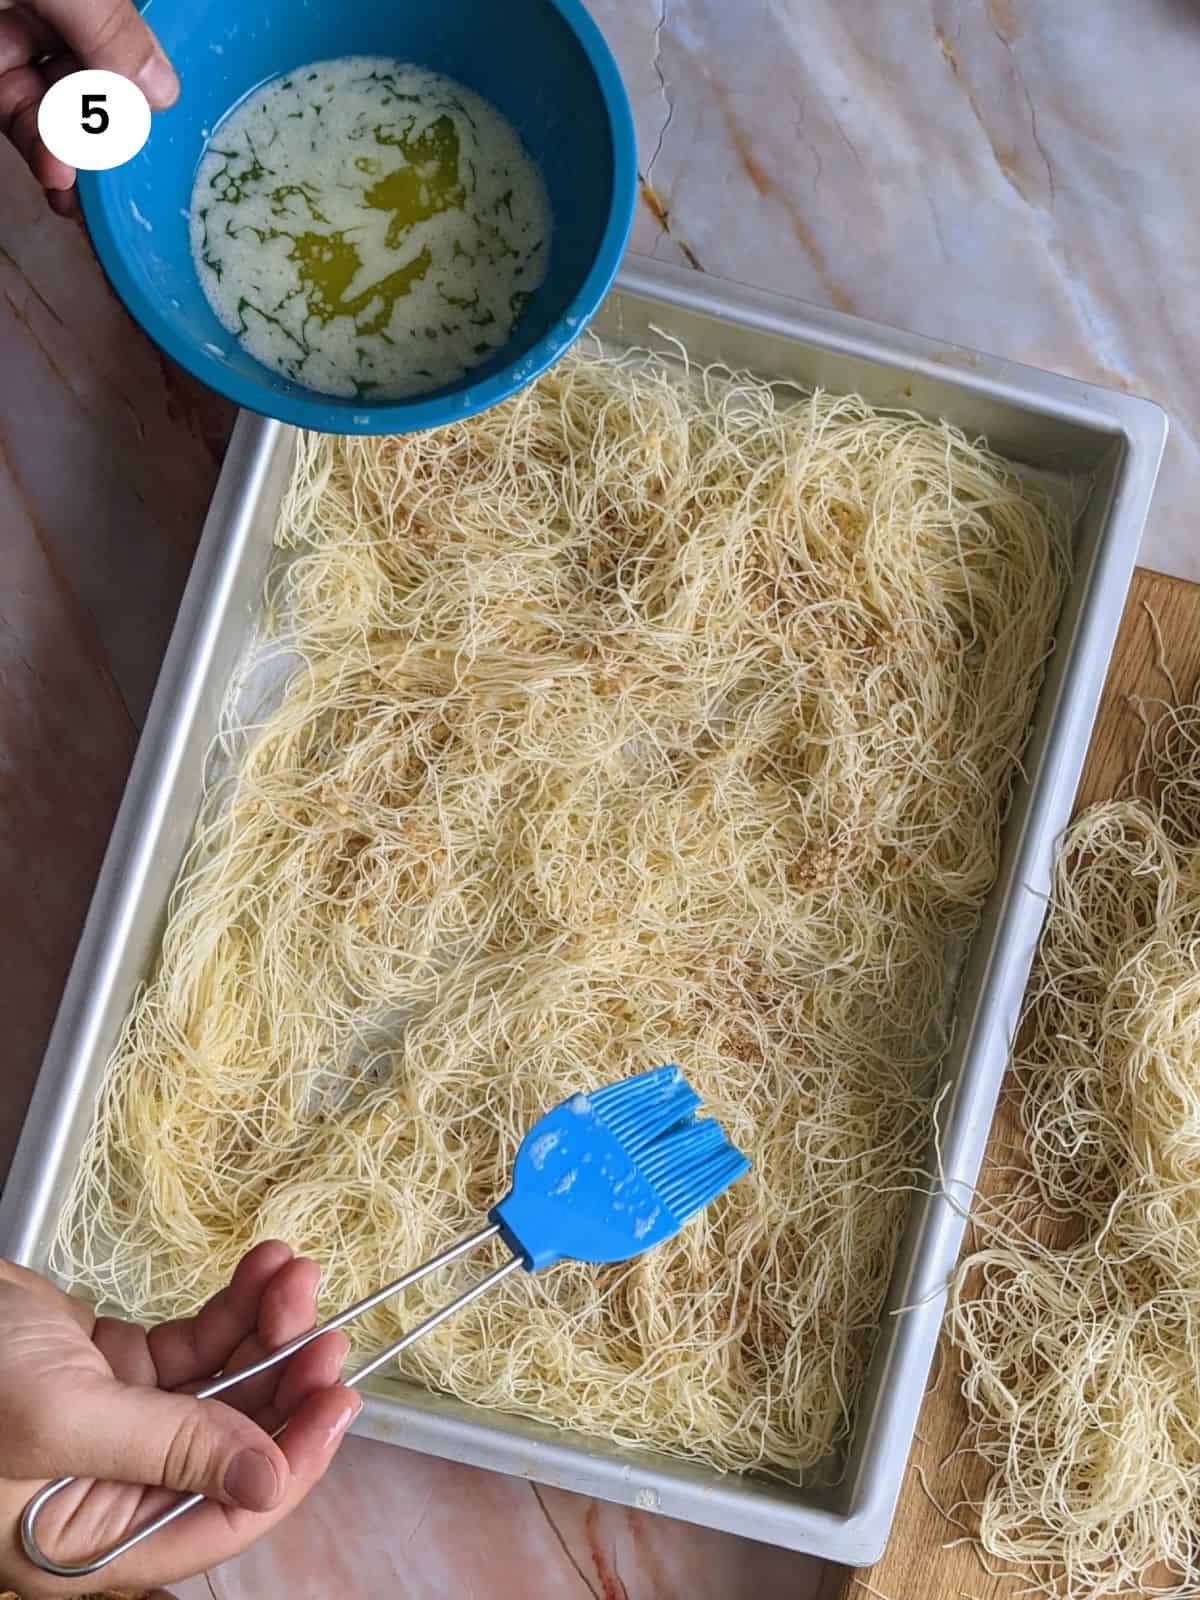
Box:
[37, 70, 152, 171]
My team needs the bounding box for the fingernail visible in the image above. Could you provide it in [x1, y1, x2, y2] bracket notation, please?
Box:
[325, 1394, 362, 1448]
[137, 52, 181, 110]
[224, 1448, 282, 1511]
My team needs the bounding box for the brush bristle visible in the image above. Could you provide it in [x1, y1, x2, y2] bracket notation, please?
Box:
[590, 1068, 749, 1221]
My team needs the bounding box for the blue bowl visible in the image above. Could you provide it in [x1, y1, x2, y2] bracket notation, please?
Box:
[78, 0, 636, 434]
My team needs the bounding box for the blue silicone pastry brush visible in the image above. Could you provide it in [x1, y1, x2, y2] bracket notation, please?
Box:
[24, 1064, 750, 1579]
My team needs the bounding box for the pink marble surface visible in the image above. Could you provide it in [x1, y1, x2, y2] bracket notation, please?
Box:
[2, 2, 1197, 1595]
[165, 1437, 812, 1600]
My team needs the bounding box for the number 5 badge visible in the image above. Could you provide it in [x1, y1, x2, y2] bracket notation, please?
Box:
[38, 69, 153, 172]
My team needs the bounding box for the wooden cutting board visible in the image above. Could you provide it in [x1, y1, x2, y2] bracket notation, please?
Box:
[822, 567, 1200, 1600]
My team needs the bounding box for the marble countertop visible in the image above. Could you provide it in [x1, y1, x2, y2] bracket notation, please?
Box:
[1, 1, 1195, 1595]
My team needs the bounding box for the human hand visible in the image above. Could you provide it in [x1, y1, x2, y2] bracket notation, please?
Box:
[0, 0, 178, 216]
[0, 1242, 360, 1599]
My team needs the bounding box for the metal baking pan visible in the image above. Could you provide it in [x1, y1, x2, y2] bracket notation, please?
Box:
[0, 258, 1166, 1565]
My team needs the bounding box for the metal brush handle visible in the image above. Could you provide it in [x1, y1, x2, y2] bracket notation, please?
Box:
[21, 1223, 522, 1580]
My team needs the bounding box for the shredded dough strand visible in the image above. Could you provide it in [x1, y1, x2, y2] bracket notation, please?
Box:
[949, 696, 1200, 1598]
[54, 343, 1065, 1481]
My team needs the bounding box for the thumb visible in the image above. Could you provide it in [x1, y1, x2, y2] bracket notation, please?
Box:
[31, 0, 179, 108]
[62, 1376, 289, 1511]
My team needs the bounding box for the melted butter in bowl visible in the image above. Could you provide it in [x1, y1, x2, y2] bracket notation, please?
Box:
[189, 57, 551, 399]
